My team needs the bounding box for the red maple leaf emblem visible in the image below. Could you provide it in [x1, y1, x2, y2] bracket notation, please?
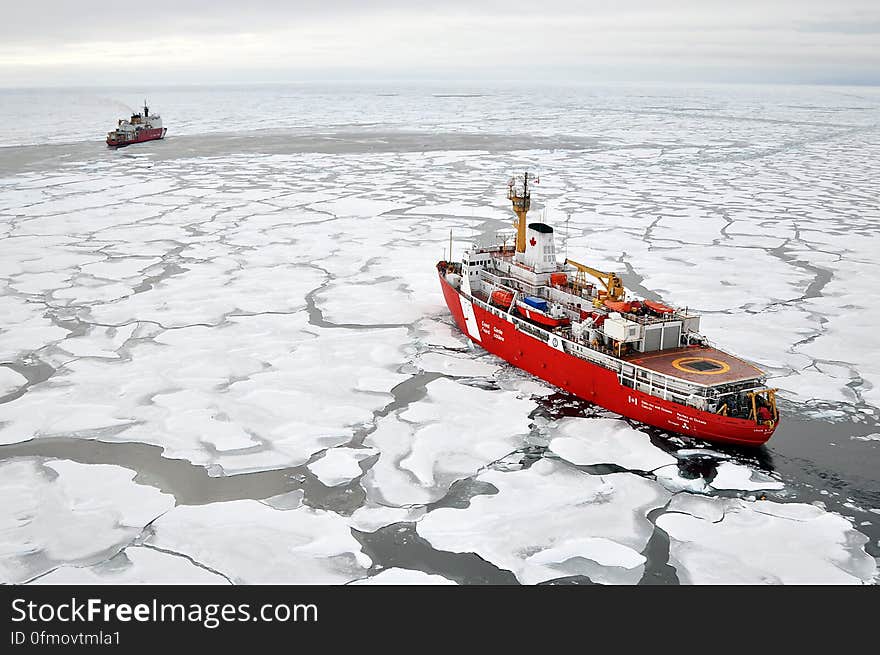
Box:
[529, 237, 537, 246]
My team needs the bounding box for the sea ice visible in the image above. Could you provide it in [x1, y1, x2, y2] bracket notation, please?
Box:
[710, 462, 784, 492]
[653, 464, 710, 494]
[351, 568, 456, 585]
[548, 417, 677, 471]
[0, 316, 410, 476]
[363, 377, 536, 506]
[315, 278, 423, 325]
[31, 546, 230, 585]
[0, 367, 27, 396]
[0, 459, 174, 584]
[147, 499, 371, 584]
[308, 447, 377, 487]
[347, 504, 426, 532]
[412, 350, 500, 378]
[415, 317, 469, 350]
[417, 458, 670, 584]
[658, 498, 877, 584]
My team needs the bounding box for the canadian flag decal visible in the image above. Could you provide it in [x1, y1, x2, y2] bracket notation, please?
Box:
[529, 237, 536, 246]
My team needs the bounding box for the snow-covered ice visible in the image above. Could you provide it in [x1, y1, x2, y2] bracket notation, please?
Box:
[0, 366, 27, 396]
[308, 447, 377, 487]
[710, 462, 784, 492]
[417, 459, 670, 584]
[412, 350, 501, 378]
[548, 417, 677, 471]
[351, 568, 456, 585]
[658, 498, 877, 584]
[147, 499, 372, 584]
[0, 459, 174, 584]
[31, 546, 230, 585]
[363, 377, 536, 506]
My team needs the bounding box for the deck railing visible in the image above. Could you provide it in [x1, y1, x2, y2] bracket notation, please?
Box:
[469, 290, 714, 410]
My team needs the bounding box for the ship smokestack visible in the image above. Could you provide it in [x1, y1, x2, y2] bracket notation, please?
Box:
[524, 222, 557, 273]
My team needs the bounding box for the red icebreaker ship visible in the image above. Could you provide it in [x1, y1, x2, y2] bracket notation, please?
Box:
[106, 101, 166, 147]
[437, 173, 779, 446]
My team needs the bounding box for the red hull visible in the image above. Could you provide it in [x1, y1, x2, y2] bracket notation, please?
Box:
[107, 127, 166, 148]
[440, 272, 776, 446]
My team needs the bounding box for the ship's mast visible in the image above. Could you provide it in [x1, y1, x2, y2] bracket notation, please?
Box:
[508, 172, 537, 253]
[144, 99, 149, 118]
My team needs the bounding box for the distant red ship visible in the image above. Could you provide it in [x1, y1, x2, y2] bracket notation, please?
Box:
[106, 101, 166, 147]
[437, 173, 779, 447]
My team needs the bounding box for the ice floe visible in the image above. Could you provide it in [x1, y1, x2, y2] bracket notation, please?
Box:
[0, 316, 410, 476]
[147, 499, 371, 584]
[417, 458, 670, 584]
[351, 568, 457, 585]
[0, 366, 27, 396]
[0, 459, 174, 584]
[653, 464, 710, 494]
[308, 447, 377, 487]
[363, 377, 536, 506]
[658, 498, 877, 584]
[412, 350, 500, 378]
[31, 546, 230, 585]
[710, 462, 784, 492]
[415, 317, 469, 350]
[348, 503, 426, 532]
[548, 417, 677, 471]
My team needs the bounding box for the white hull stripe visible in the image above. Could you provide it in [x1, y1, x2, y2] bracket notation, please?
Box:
[459, 295, 482, 342]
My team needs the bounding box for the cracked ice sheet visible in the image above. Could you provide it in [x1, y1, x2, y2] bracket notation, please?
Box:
[58, 324, 138, 359]
[351, 568, 457, 585]
[619, 241, 814, 312]
[348, 504, 426, 532]
[548, 417, 677, 471]
[658, 498, 876, 584]
[316, 278, 424, 325]
[147, 500, 371, 584]
[415, 317, 469, 350]
[0, 315, 409, 476]
[418, 458, 670, 585]
[88, 262, 326, 328]
[404, 201, 510, 221]
[798, 261, 880, 408]
[0, 295, 69, 360]
[413, 350, 501, 378]
[0, 459, 174, 584]
[700, 307, 814, 372]
[31, 547, 229, 585]
[313, 223, 469, 325]
[308, 196, 410, 218]
[363, 377, 536, 506]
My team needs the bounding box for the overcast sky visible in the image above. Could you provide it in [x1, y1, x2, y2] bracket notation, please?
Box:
[1, 1, 878, 86]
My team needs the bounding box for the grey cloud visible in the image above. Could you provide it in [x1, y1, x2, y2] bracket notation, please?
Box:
[2, 1, 879, 85]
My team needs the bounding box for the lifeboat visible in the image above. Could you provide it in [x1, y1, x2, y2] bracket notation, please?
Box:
[550, 272, 568, 286]
[515, 300, 570, 328]
[603, 299, 632, 313]
[491, 289, 514, 307]
[644, 300, 674, 314]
